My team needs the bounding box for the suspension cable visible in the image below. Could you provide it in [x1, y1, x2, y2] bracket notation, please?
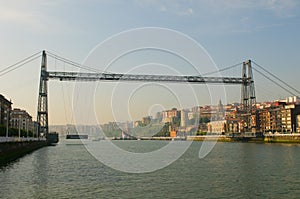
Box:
[252, 67, 296, 96]
[202, 62, 243, 76]
[0, 52, 41, 77]
[252, 61, 300, 95]
[46, 51, 111, 74]
[47, 52, 93, 71]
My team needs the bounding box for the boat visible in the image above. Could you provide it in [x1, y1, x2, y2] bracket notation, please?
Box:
[66, 134, 88, 139]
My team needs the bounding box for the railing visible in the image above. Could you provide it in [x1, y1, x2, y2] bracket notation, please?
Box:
[0, 137, 46, 143]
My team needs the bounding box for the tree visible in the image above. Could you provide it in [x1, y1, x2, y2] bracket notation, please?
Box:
[154, 122, 170, 137]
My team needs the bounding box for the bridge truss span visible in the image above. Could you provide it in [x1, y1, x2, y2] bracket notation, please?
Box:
[47, 71, 246, 84]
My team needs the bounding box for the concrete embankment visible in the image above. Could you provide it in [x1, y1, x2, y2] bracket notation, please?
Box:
[264, 134, 300, 143]
[187, 136, 232, 142]
[0, 141, 49, 165]
[188, 134, 300, 144]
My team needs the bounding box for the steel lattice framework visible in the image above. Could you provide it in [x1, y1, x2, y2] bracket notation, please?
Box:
[47, 71, 247, 84]
[37, 51, 49, 137]
[37, 51, 256, 136]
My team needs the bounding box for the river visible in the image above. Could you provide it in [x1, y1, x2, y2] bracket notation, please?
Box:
[1, 140, 300, 198]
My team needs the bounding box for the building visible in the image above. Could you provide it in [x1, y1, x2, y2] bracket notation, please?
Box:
[281, 96, 300, 104]
[142, 116, 151, 126]
[216, 99, 225, 120]
[101, 122, 118, 132]
[225, 118, 243, 133]
[250, 111, 259, 133]
[154, 111, 163, 122]
[207, 120, 226, 135]
[10, 108, 33, 132]
[180, 109, 189, 127]
[162, 108, 180, 123]
[297, 115, 300, 133]
[254, 100, 300, 133]
[0, 94, 12, 126]
[200, 106, 213, 121]
[256, 102, 285, 133]
[258, 108, 268, 132]
[281, 104, 300, 133]
[269, 106, 282, 132]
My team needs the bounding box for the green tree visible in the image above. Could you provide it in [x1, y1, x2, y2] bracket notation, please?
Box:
[154, 122, 170, 137]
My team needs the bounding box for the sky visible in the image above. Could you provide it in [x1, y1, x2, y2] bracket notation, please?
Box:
[0, 0, 300, 125]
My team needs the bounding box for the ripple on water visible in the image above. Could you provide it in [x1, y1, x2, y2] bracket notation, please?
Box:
[1, 142, 300, 198]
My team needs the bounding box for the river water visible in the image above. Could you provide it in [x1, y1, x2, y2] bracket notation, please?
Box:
[1, 140, 300, 198]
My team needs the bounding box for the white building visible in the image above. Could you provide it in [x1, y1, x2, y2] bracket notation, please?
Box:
[207, 120, 226, 135]
[180, 109, 189, 127]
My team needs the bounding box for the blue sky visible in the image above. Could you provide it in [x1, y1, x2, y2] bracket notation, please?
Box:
[0, 0, 299, 124]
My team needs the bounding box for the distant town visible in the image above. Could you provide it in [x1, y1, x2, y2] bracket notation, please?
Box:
[1, 90, 300, 140]
[48, 95, 300, 139]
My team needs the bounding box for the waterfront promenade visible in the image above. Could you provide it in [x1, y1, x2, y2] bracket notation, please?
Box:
[0, 136, 45, 143]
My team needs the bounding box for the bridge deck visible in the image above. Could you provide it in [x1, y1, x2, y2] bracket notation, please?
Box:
[47, 71, 247, 84]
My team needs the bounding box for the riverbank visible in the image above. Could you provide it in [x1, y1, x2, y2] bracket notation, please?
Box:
[264, 134, 300, 143]
[187, 134, 300, 144]
[0, 141, 50, 166]
[112, 134, 300, 144]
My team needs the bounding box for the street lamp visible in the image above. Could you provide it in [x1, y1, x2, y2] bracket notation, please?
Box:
[18, 115, 21, 141]
[25, 118, 28, 140]
[6, 109, 9, 139]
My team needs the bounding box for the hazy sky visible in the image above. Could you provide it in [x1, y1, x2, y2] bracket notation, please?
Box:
[0, 0, 299, 125]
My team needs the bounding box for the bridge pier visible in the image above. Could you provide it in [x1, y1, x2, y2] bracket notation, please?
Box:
[241, 60, 256, 132]
[37, 50, 49, 138]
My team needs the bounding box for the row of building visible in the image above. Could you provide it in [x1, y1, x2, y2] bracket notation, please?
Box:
[64, 95, 300, 137]
[205, 97, 300, 134]
[131, 96, 300, 135]
[0, 94, 35, 133]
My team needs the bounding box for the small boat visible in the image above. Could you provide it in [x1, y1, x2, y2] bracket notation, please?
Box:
[66, 134, 88, 139]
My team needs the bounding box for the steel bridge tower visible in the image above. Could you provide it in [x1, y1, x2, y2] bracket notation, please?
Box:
[241, 60, 256, 132]
[37, 50, 49, 137]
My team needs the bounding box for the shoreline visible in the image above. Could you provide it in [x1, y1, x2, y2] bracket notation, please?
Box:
[189, 134, 300, 144]
[135, 134, 300, 144]
[0, 141, 52, 166]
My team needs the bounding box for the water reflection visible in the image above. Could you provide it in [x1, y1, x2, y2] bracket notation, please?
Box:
[1, 142, 300, 198]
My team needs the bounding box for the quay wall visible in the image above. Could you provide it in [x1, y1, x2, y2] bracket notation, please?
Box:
[187, 136, 232, 142]
[187, 134, 300, 144]
[0, 141, 49, 165]
[264, 134, 300, 143]
[117, 134, 300, 144]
